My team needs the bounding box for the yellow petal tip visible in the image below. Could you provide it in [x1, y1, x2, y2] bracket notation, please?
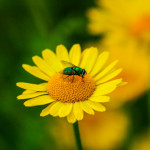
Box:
[100, 107, 106, 112]
[120, 68, 123, 71]
[22, 64, 30, 71]
[57, 44, 64, 48]
[44, 48, 50, 51]
[73, 43, 80, 46]
[17, 95, 21, 99]
[68, 120, 77, 124]
[23, 101, 31, 107]
[118, 82, 128, 87]
[16, 82, 21, 87]
[42, 49, 51, 54]
[32, 56, 38, 61]
[22, 64, 26, 68]
[40, 113, 45, 117]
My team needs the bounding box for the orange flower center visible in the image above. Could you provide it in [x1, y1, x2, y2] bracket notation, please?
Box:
[47, 73, 95, 103]
[129, 15, 150, 37]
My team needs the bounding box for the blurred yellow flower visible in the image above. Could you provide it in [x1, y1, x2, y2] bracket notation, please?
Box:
[16, 44, 125, 123]
[88, 0, 150, 46]
[80, 111, 129, 150]
[97, 41, 150, 107]
[50, 110, 129, 150]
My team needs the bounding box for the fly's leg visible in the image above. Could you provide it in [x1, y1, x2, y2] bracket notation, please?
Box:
[82, 77, 85, 82]
[72, 75, 74, 83]
[63, 75, 70, 80]
[81, 74, 85, 82]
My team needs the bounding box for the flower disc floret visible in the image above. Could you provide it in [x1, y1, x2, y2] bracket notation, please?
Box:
[47, 73, 95, 103]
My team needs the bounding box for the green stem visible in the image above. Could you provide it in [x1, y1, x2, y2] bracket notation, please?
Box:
[73, 122, 83, 150]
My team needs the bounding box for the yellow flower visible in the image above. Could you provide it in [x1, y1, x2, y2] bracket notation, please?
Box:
[80, 111, 129, 150]
[97, 40, 150, 108]
[49, 110, 129, 150]
[16, 44, 125, 123]
[88, 0, 150, 45]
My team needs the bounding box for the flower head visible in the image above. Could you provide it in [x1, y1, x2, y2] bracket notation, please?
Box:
[16, 44, 125, 123]
[96, 41, 150, 108]
[50, 110, 129, 150]
[87, 0, 150, 44]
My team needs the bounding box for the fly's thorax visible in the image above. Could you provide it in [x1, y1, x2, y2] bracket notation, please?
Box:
[73, 67, 83, 74]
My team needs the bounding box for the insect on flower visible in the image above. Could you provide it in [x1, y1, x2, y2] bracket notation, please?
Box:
[61, 60, 87, 82]
[16, 44, 126, 123]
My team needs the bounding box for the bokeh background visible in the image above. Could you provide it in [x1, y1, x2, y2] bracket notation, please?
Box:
[0, 0, 150, 150]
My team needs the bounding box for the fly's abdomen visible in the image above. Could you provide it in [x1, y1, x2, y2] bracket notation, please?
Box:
[63, 67, 74, 75]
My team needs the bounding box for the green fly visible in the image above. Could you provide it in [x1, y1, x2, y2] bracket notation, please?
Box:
[61, 60, 87, 82]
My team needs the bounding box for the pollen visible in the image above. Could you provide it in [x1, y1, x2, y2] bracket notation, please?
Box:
[47, 73, 95, 103]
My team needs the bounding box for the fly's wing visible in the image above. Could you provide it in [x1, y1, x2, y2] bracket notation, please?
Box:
[59, 60, 76, 74]
[61, 60, 76, 68]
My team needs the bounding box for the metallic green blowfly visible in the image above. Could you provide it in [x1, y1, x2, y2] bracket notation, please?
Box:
[61, 61, 87, 82]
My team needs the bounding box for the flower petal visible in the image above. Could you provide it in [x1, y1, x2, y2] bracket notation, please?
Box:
[69, 44, 81, 66]
[80, 101, 95, 115]
[87, 101, 106, 112]
[58, 103, 73, 118]
[79, 49, 90, 68]
[32, 56, 55, 77]
[40, 104, 52, 117]
[67, 110, 76, 123]
[118, 82, 128, 87]
[96, 68, 122, 84]
[94, 60, 118, 81]
[24, 95, 54, 107]
[56, 45, 69, 62]
[73, 102, 84, 121]
[49, 101, 64, 117]
[22, 90, 35, 95]
[90, 51, 109, 76]
[89, 95, 110, 102]
[80, 47, 98, 73]
[86, 48, 98, 73]
[93, 79, 122, 96]
[42, 49, 63, 72]
[17, 92, 48, 100]
[16, 82, 48, 91]
[22, 64, 50, 81]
